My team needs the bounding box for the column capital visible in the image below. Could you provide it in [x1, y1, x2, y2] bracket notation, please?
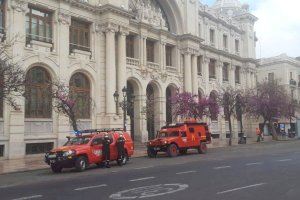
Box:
[203, 57, 210, 63]
[100, 22, 119, 33]
[10, 0, 28, 13]
[119, 26, 129, 36]
[57, 11, 71, 26]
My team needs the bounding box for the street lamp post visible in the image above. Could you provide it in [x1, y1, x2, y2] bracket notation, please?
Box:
[113, 87, 134, 132]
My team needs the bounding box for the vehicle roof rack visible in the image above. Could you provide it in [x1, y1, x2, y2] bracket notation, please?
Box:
[74, 128, 124, 135]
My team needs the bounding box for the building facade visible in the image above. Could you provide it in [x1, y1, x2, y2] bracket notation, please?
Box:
[258, 54, 300, 134]
[0, 0, 257, 159]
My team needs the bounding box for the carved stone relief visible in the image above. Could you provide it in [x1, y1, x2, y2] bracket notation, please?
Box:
[25, 121, 53, 135]
[129, 0, 169, 30]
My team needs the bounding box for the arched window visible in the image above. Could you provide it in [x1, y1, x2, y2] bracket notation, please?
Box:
[69, 73, 90, 119]
[25, 67, 52, 118]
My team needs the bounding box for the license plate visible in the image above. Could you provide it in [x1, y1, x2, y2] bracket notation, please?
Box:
[48, 154, 56, 159]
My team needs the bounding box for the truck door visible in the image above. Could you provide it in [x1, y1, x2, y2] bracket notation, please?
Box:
[180, 131, 188, 147]
[109, 133, 118, 160]
[90, 136, 103, 163]
[187, 127, 198, 147]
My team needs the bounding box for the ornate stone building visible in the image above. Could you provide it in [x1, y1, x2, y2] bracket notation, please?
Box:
[0, 0, 257, 159]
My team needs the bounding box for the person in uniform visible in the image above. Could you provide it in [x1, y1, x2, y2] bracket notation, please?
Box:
[116, 133, 126, 166]
[103, 133, 112, 168]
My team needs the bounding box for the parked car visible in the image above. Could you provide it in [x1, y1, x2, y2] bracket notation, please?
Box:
[44, 129, 134, 173]
[147, 121, 211, 157]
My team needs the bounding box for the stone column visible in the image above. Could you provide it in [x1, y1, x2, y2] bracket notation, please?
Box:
[117, 27, 129, 114]
[184, 52, 192, 92]
[160, 42, 166, 70]
[203, 57, 210, 92]
[229, 64, 236, 88]
[104, 23, 118, 115]
[218, 61, 223, 84]
[7, 0, 28, 159]
[191, 55, 198, 95]
[143, 37, 147, 66]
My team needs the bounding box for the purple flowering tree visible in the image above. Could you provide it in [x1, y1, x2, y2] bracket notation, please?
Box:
[245, 80, 293, 139]
[218, 87, 245, 146]
[170, 92, 219, 121]
[51, 83, 78, 131]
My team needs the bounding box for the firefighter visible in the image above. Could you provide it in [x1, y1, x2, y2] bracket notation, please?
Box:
[116, 133, 126, 166]
[103, 133, 112, 168]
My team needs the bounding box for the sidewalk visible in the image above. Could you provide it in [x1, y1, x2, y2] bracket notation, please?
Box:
[0, 147, 147, 175]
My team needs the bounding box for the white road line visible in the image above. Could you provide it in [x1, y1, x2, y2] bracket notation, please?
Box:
[176, 170, 197, 175]
[0, 184, 17, 189]
[12, 195, 43, 200]
[217, 183, 266, 194]
[129, 177, 155, 182]
[74, 184, 107, 191]
[246, 162, 263, 166]
[277, 159, 292, 162]
[134, 166, 154, 170]
[214, 166, 231, 170]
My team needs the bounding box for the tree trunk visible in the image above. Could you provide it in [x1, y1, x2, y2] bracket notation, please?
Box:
[70, 112, 78, 132]
[228, 115, 232, 146]
[269, 119, 278, 140]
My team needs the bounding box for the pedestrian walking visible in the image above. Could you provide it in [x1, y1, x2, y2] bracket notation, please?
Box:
[256, 127, 262, 142]
[116, 133, 126, 166]
[103, 133, 112, 168]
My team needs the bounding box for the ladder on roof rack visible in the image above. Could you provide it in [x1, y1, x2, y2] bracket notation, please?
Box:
[75, 128, 124, 135]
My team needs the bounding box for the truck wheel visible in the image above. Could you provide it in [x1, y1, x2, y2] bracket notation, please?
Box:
[179, 149, 187, 155]
[167, 144, 178, 157]
[147, 147, 157, 158]
[75, 156, 88, 172]
[198, 142, 207, 154]
[51, 164, 62, 173]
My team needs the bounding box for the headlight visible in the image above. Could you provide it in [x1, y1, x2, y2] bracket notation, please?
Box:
[164, 141, 168, 144]
[63, 150, 76, 157]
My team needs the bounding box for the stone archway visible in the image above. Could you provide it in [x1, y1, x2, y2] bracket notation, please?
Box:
[127, 79, 142, 141]
[146, 82, 161, 140]
[166, 84, 178, 125]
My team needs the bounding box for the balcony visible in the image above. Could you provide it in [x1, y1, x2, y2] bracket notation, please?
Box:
[147, 61, 160, 70]
[126, 57, 139, 67]
[26, 34, 52, 45]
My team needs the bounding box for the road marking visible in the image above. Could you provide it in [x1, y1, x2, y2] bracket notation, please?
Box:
[217, 183, 266, 194]
[74, 184, 107, 191]
[246, 162, 263, 166]
[214, 166, 231, 170]
[134, 166, 154, 170]
[176, 170, 197, 175]
[110, 184, 189, 199]
[12, 195, 43, 200]
[277, 159, 292, 162]
[0, 184, 18, 189]
[129, 177, 155, 182]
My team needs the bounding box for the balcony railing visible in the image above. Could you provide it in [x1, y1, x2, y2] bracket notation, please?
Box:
[126, 57, 139, 67]
[70, 43, 90, 54]
[26, 34, 52, 45]
[147, 61, 159, 69]
[166, 66, 177, 72]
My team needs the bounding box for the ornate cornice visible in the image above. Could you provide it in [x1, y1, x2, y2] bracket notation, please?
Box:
[97, 4, 134, 19]
[10, 0, 28, 12]
[178, 34, 204, 43]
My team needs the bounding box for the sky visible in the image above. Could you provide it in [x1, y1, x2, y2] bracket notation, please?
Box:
[200, 0, 300, 58]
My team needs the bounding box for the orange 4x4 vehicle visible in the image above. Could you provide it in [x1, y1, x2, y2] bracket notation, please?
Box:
[147, 121, 211, 157]
[44, 129, 134, 173]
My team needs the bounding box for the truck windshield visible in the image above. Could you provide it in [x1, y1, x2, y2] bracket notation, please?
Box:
[158, 131, 179, 138]
[64, 137, 91, 146]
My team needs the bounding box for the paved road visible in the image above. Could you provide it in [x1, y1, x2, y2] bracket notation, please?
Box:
[1, 141, 300, 200]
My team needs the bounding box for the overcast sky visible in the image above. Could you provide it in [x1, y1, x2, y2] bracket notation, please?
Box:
[200, 0, 300, 58]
